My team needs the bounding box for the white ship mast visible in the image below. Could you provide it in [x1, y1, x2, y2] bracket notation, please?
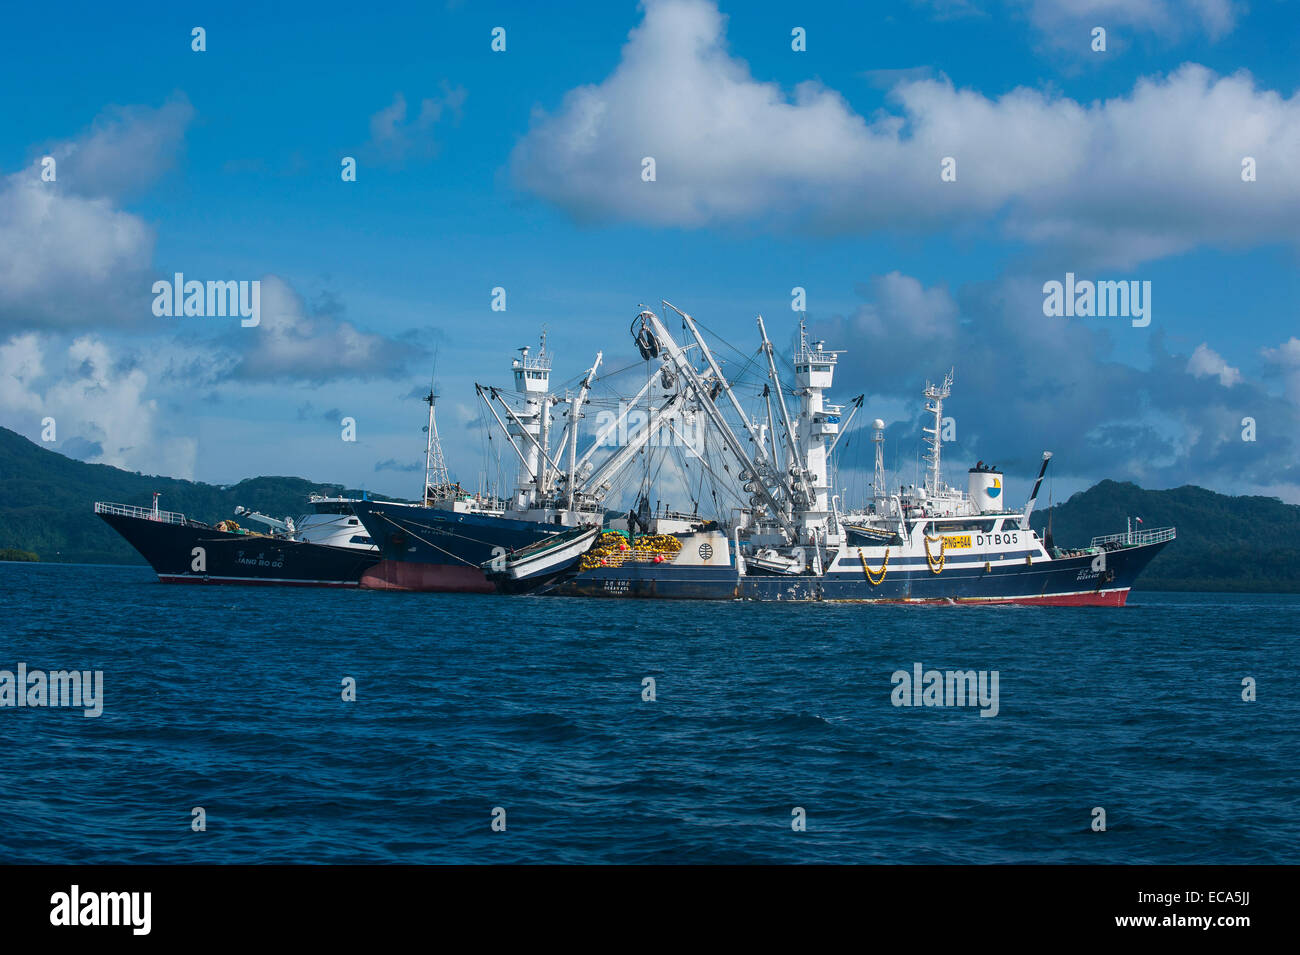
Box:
[871, 417, 887, 511]
[564, 351, 602, 511]
[922, 369, 953, 497]
[757, 315, 809, 510]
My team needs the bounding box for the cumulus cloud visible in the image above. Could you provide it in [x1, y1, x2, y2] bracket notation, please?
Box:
[42, 94, 194, 200]
[511, 0, 1297, 265]
[0, 332, 198, 478]
[222, 275, 425, 382]
[0, 274, 421, 477]
[1262, 336, 1300, 404]
[914, 1, 1238, 45]
[1187, 342, 1241, 387]
[1012, 0, 1238, 43]
[365, 83, 467, 163]
[0, 333, 45, 416]
[0, 96, 194, 332]
[818, 272, 1298, 498]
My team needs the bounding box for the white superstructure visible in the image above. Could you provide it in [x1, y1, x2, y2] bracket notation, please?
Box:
[625, 302, 1071, 576]
[293, 497, 377, 550]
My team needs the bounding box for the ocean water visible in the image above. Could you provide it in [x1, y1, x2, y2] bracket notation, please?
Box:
[1, 561, 1295, 864]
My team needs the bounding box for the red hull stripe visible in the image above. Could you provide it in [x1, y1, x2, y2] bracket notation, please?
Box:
[360, 560, 495, 593]
[156, 572, 1131, 604]
[836, 588, 1131, 607]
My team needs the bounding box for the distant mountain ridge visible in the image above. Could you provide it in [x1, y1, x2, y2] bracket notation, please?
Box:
[0, 426, 399, 565]
[2, 427, 1298, 591]
[1031, 479, 1300, 593]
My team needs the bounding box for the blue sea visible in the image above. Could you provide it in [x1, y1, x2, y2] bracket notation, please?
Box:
[1, 561, 1295, 864]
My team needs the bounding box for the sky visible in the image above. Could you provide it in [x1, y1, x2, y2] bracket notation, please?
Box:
[2, 0, 1299, 510]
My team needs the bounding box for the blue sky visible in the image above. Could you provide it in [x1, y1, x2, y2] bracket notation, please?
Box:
[2, 0, 1299, 508]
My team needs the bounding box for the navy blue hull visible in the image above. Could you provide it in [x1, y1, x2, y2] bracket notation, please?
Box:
[538, 540, 1170, 604]
[351, 500, 563, 592]
[98, 513, 377, 587]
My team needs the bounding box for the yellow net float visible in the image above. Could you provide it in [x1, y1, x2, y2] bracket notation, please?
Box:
[859, 548, 888, 586]
[923, 534, 946, 574]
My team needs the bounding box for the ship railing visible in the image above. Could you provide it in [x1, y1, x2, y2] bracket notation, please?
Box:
[1088, 526, 1176, 548]
[652, 508, 702, 523]
[94, 501, 188, 525]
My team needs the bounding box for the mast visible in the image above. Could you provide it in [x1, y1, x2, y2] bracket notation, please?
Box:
[826, 394, 864, 457]
[642, 306, 795, 536]
[475, 384, 535, 476]
[565, 351, 602, 510]
[573, 372, 658, 476]
[423, 374, 453, 504]
[484, 386, 567, 481]
[475, 337, 664, 512]
[757, 315, 807, 506]
[872, 417, 886, 510]
[663, 302, 775, 472]
[762, 384, 782, 476]
[583, 389, 690, 501]
[922, 369, 953, 497]
[537, 328, 553, 495]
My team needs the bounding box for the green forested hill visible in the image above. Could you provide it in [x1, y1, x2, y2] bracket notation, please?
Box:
[0, 426, 381, 564]
[1030, 479, 1300, 593]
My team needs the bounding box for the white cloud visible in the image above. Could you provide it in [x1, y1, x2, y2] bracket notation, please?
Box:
[0, 96, 193, 332]
[1262, 336, 1300, 367]
[45, 94, 194, 199]
[365, 83, 467, 163]
[0, 175, 156, 331]
[225, 275, 420, 382]
[511, 0, 1298, 265]
[1186, 342, 1241, 387]
[1262, 336, 1300, 404]
[914, 1, 1239, 43]
[0, 332, 197, 478]
[1015, 0, 1238, 42]
[0, 333, 45, 415]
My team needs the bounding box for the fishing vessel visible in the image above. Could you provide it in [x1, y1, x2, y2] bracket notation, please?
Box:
[354, 332, 705, 591]
[495, 304, 1175, 604]
[94, 492, 381, 587]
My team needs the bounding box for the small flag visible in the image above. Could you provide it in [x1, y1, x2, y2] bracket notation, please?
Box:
[1135, 516, 1143, 524]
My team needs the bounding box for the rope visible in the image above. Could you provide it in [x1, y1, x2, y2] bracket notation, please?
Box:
[923, 534, 946, 574]
[859, 548, 888, 586]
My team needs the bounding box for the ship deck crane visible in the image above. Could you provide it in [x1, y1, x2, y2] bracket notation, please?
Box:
[643, 304, 796, 538]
